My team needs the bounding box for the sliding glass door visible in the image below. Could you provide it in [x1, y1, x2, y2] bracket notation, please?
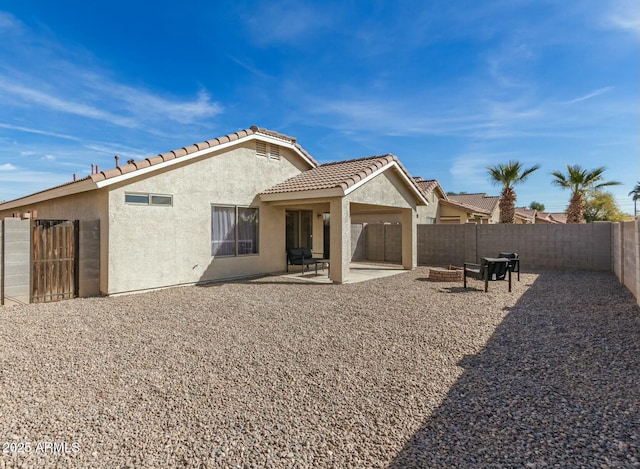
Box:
[285, 210, 313, 250]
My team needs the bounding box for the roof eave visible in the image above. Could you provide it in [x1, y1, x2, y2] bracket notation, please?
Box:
[0, 178, 97, 211]
[95, 133, 316, 189]
[342, 161, 429, 206]
[260, 187, 344, 202]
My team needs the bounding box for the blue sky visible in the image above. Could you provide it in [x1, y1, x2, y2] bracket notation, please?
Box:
[0, 1, 638, 213]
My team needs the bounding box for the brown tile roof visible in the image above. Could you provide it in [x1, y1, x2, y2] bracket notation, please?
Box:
[439, 198, 492, 215]
[447, 193, 499, 213]
[514, 208, 566, 224]
[90, 125, 317, 183]
[547, 212, 567, 224]
[0, 126, 316, 208]
[414, 179, 448, 200]
[0, 176, 93, 209]
[515, 207, 536, 222]
[261, 154, 422, 197]
[515, 207, 535, 217]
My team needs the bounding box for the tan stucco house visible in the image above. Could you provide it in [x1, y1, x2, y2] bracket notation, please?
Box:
[0, 126, 427, 296]
[440, 193, 532, 224]
[437, 193, 500, 224]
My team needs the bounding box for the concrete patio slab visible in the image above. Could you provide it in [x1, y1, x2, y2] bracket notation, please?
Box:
[275, 262, 407, 284]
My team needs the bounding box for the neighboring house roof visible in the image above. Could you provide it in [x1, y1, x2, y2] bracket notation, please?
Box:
[515, 207, 536, 223]
[0, 126, 317, 210]
[260, 154, 428, 205]
[515, 207, 535, 218]
[514, 208, 567, 224]
[547, 212, 567, 224]
[447, 193, 500, 214]
[439, 198, 492, 215]
[413, 178, 448, 200]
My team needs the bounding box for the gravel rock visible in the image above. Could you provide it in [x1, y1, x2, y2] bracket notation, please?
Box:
[0, 268, 638, 468]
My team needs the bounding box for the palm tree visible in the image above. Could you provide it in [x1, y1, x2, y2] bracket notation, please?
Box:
[551, 165, 621, 223]
[487, 161, 540, 223]
[629, 182, 640, 218]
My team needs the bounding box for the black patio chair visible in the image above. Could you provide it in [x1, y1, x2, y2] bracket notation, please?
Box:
[286, 248, 322, 275]
[463, 258, 511, 292]
[498, 252, 520, 281]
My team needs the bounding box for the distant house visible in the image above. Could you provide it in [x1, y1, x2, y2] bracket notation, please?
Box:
[514, 208, 537, 224]
[413, 178, 448, 224]
[438, 193, 499, 224]
[515, 208, 567, 224]
[546, 212, 567, 224]
[0, 126, 428, 296]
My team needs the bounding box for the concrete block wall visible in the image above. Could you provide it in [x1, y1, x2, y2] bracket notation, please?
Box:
[366, 224, 385, 262]
[612, 223, 622, 280]
[475, 223, 612, 271]
[384, 225, 402, 263]
[351, 223, 366, 261]
[1, 218, 31, 305]
[415, 223, 614, 271]
[79, 220, 101, 297]
[417, 225, 467, 266]
[1, 218, 101, 305]
[619, 220, 638, 299]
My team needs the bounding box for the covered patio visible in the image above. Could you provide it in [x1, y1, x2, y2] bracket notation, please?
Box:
[260, 155, 428, 283]
[278, 261, 407, 284]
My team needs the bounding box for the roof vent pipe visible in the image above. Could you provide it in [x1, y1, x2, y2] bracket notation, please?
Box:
[91, 164, 94, 174]
[115, 155, 120, 168]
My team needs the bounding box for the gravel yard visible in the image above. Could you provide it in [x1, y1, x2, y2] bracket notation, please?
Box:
[1, 268, 639, 468]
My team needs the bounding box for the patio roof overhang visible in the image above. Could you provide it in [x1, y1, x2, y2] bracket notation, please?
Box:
[259, 187, 343, 204]
[259, 157, 428, 207]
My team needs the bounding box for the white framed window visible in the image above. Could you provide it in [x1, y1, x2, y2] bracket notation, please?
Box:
[125, 192, 173, 206]
[212, 206, 259, 256]
[125, 193, 150, 205]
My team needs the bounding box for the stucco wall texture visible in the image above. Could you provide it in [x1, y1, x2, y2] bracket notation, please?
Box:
[106, 143, 308, 294]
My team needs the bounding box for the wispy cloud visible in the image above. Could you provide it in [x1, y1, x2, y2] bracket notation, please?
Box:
[83, 143, 152, 161]
[0, 79, 136, 126]
[0, 11, 19, 32]
[0, 12, 223, 137]
[306, 93, 547, 140]
[0, 169, 75, 201]
[84, 77, 223, 126]
[565, 86, 614, 105]
[241, 0, 334, 45]
[0, 163, 17, 171]
[0, 122, 80, 141]
[449, 153, 493, 186]
[229, 56, 271, 80]
[605, 0, 640, 33]
[0, 76, 222, 131]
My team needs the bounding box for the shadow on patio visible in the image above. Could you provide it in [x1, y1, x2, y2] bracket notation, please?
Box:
[388, 271, 640, 468]
[274, 262, 406, 284]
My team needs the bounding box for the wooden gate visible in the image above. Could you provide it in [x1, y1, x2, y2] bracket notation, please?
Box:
[32, 220, 79, 303]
